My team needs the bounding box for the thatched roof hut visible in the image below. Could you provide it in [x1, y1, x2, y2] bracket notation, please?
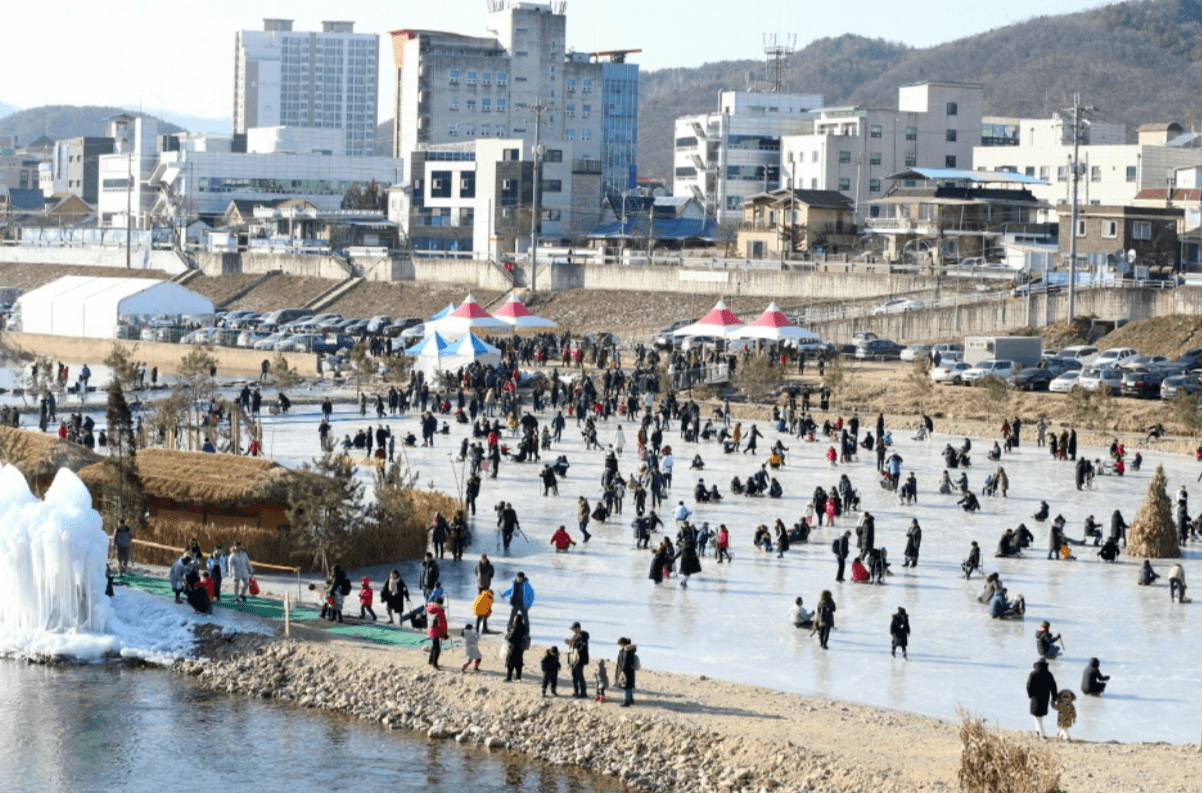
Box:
[77, 449, 306, 531]
[0, 426, 102, 493]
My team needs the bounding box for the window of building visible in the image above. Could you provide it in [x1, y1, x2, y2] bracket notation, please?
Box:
[496, 125, 505, 136]
[581, 129, 591, 140]
[566, 129, 575, 141]
[675, 166, 698, 178]
[1076, 219, 1087, 237]
[566, 79, 576, 92]
[467, 71, 477, 84]
[838, 177, 851, 191]
[946, 129, 957, 142]
[870, 125, 882, 138]
[906, 126, 917, 141]
[542, 208, 562, 221]
[515, 51, 528, 57]
[582, 79, 593, 92]
[466, 124, 476, 136]
[946, 102, 958, 116]
[449, 70, 460, 84]
[726, 196, 743, 210]
[449, 96, 458, 111]
[544, 149, 563, 162]
[869, 152, 881, 166]
[496, 98, 506, 111]
[904, 152, 917, 167]
[1058, 165, 1067, 182]
[466, 99, 476, 111]
[1133, 220, 1152, 239]
[811, 178, 818, 189]
[582, 104, 591, 117]
[482, 72, 492, 85]
[1025, 166, 1036, 177]
[1102, 219, 1117, 238]
[869, 178, 881, 192]
[481, 123, 491, 135]
[811, 150, 819, 163]
[1040, 166, 1050, 180]
[674, 135, 696, 148]
[430, 171, 452, 198]
[566, 104, 576, 117]
[496, 73, 507, 85]
[481, 98, 491, 111]
[839, 150, 851, 164]
[448, 123, 458, 136]
[1126, 166, 1137, 182]
[1091, 166, 1101, 182]
[541, 179, 562, 193]
[945, 155, 957, 168]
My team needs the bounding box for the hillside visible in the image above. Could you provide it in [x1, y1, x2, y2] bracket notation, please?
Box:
[0, 105, 182, 145]
[637, 0, 1202, 180]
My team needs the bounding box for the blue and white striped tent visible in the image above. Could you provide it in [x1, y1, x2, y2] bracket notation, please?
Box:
[427, 303, 457, 322]
[441, 332, 502, 370]
[403, 331, 449, 356]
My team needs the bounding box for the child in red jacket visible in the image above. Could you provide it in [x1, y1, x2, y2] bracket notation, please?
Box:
[358, 577, 377, 621]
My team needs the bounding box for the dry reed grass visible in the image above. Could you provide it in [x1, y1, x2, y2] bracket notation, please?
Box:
[957, 711, 1061, 793]
[0, 426, 101, 486]
[127, 487, 459, 572]
[1128, 465, 1181, 559]
[78, 448, 296, 509]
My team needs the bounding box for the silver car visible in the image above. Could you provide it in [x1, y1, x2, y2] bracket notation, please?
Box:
[930, 361, 973, 385]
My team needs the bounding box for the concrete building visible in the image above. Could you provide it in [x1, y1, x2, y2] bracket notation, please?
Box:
[672, 90, 824, 225]
[736, 189, 857, 259]
[40, 137, 115, 204]
[973, 119, 1202, 220]
[1058, 204, 1183, 273]
[388, 2, 622, 195]
[779, 82, 985, 223]
[234, 19, 379, 157]
[387, 136, 601, 259]
[96, 117, 161, 229]
[598, 59, 639, 193]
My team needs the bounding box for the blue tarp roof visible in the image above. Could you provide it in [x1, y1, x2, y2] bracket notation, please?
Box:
[404, 331, 448, 356]
[885, 167, 1049, 186]
[7, 189, 45, 211]
[589, 217, 716, 240]
[447, 332, 500, 356]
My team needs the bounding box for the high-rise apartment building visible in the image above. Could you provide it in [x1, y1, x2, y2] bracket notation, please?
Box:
[234, 19, 379, 157]
[389, 1, 635, 194]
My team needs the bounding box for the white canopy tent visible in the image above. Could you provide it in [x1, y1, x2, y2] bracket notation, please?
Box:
[16, 276, 215, 339]
[735, 302, 821, 343]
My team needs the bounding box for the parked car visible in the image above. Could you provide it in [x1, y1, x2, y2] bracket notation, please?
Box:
[900, 344, 933, 362]
[963, 359, 1016, 384]
[259, 308, 314, 326]
[254, 332, 288, 351]
[852, 331, 880, 344]
[1174, 347, 1202, 368]
[237, 330, 273, 348]
[655, 318, 698, 349]
[932, 342, 965, 362]
[386, 317, 423, 337]
[1162, 375, 1202, 400]
[312, 334, 357, 354]
[1057, 345, 1100, 366]
[1120, 367, 1171, 399]
[854, 339, 905, 360]
[1094, 347, 1139, 369]
[1041, 357, 1083, 377]
[367, 315, 394, 334]
[1049, 371, 1082, 393]
[872, 298, 924, 315]
[1078, 366, 1123, 393]
[1010, 368, 1056, 391]
[930, 360, 974, 385]
[1011, 278, 1062, 297]
[1123, 354, 1171, 369]
[399, 323, 427, 345]
[680, 335, 723, 353]
[276, 334, 323, 353]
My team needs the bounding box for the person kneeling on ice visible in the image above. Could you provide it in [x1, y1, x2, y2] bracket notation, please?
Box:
[988, 587, 1025, 619]
[1052, 690, 1077, 741]
[1035, 621, 1062, 658]
[550, 525, 577, 552]
[1081, 657, 1110, 696]
[789, 596, 814, 629]
[1097, 537, 1120, 562]
[958, 491, 981, 512]
[1138, 560, 1160, 586]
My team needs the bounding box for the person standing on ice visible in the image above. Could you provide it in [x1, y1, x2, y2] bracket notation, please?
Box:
[112, 521, 133, 576]
[169, 553, 191, 604]
[833, 530, 851, 582]
[228, 543, 254, 602]
[813, 591, 837, 650]
[1027, 659, 1059, 740]
[890, 607, 910, 659]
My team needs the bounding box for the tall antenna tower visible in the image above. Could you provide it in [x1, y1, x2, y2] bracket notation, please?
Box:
[763, 33, 796, 93]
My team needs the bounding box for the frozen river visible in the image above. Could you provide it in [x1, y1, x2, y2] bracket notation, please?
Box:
[55, 379, 1202, 742]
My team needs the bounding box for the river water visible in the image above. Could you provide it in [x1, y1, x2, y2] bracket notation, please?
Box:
[0, 662, 618, 793]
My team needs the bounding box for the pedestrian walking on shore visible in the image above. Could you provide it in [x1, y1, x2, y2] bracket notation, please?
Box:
[1027, 658, 1059, 740]
[541, 647, 561, 696]
[461, 624, 482, 672]
[426, 596, 448, 669]
[616, 637, 639, 707]
[566, 621, 591, 698]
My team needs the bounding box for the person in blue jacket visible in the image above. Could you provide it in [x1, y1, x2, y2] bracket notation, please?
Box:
[502, 571, 535, 622]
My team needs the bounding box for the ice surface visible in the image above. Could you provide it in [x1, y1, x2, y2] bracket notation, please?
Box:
[12, 363, 1200, 741]
[0, 464, 262, 663]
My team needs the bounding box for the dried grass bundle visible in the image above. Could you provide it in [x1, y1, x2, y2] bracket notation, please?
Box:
[0, 426, 101, 484]
[958, 710, 1060, 793]
[1127, 465, 1181, 559]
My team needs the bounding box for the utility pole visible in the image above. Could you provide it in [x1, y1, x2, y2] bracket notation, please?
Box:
[1063, 94, 1096, 323]
[126, 148, 133, 269]
[519, 100, 554, 293]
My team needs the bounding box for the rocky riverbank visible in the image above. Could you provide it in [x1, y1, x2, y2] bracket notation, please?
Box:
[171, 632, 1202, 793]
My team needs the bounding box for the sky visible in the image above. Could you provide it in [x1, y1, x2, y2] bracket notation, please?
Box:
[4, 0, 1117, 123]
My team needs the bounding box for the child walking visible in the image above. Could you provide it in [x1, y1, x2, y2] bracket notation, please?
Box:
[890, 607, 911, 659]
[358, 577, 377, 621]
[541, 646, 561, 696]
[593, 658, 609, 703]
[461, 623, 482, 672]
[1052, 690, 1077, 741]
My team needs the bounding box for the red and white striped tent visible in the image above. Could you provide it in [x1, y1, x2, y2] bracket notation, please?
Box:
[492, 294, 557, 329]
[428, 293, 510, 339]
[672, 299, 745, 338]
[736, 301, 821, 342]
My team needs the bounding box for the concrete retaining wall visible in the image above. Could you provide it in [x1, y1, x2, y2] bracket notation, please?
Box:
[0, 246, 187, 274]
[1, 331, 318, 377]
[192, 252, 352, 280]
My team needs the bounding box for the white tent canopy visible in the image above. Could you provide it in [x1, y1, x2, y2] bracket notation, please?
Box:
[441, 332, 502, 371]
[17, 276, 215, 339]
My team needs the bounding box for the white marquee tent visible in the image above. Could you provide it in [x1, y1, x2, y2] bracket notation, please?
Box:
[17, 276, 215, 339]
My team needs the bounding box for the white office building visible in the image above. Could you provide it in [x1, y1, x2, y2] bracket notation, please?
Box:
[234, 19, 379, 157]
[389, 2, 614, 190]
[779, 82, 985, 222]
[973, 119, 1202, 221]
[672, 91, 824, 225]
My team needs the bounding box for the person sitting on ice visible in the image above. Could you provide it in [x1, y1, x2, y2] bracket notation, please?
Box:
[690, 454, 705, 470]
[962, 541, 982, 578]
[1138, 560, 1160, 586]
[768, 478, 783, 499]
[988, 587, 1024, 619]
[943, 444, 960, 469]
[866, 547, 891, 584]
[1131, 452, 1142, 471]
[912, 425, 928, 442]
[978, 572, 1004, 604]
[881, 431, 893, 446]
[549, 525, 576, 552]
[753, 525, 774, 552]
[730, 476, 745, 495]
[850, 557, 871, 583]
[708, 484, 723, 503]
[988, 442, 1002, 461]
[1033, 501, 1050, 522]
[789, 520, 811, 544]
[938, 471, 952, 495]
[789, 597, 814, 630]
[996, 529, 1020, 557]
[956, 472, 969, 494]
[1113, 457, 1126, 476]
[1083, 515, 1103, 545]
[403, 432, 418, 447]
[694, 480, 711, 503]
[1098, 537, 1120, 563]
[1012, 523, 1034, 550]
[1035, 621, 1063, 658]
[958, 492, 981, 513]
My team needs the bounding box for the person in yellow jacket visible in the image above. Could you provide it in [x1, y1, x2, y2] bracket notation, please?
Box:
[473, 588, 496, 634]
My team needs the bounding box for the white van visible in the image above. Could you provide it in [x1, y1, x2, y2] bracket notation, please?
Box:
[1057, 345, 1099, 366]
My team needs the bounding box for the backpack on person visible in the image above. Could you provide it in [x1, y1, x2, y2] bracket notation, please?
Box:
[340, 577, 352, 597]
[831, 538, 840, 555]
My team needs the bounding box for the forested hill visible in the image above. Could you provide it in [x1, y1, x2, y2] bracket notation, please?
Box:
[638, 0, 1202, 179]
[0, 106, 183, 146]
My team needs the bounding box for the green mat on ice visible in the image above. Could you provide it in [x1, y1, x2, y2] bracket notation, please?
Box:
[119, 574, 323, 621]
[327, 623, 432, 648]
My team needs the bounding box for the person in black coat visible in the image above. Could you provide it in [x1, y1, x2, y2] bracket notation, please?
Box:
[381, 569, 410, 623]
[504, 612, 529, 681]
[674, 537, 703, 586]
[903, 519, 922, 567]
[962, 541, 982, 578]
[649, 540, 672, 585]
[834, 530, 851, 582]
[1138, 560, 1160, 586]
[1081, 657, 1110, 696]
[1027, 658, 1059, 739]
[616, 637, 638, 707]
[1098, 537, 1120, 562]
[1075, 457, 1089, 491]
[1109, 509, 1129, 548]
[890, 607, 911, 659]
[1067, 429, 1077, 461]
